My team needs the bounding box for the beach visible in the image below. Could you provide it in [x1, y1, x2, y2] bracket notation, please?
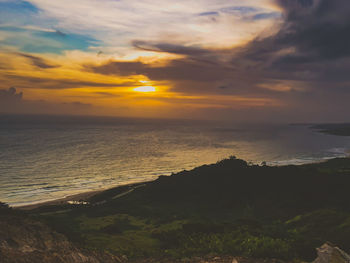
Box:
[16, 182, 147, 210]
[16, 190, 102, 210]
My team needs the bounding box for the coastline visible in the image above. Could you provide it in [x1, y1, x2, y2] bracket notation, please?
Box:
[15, 181, 147, 210]
[15, 189, 102, 210]
[13, 144, 350, 211]
[3, 123, 350, 211]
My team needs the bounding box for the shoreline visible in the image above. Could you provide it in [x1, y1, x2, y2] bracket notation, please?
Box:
[4, 124, 350, 211]
[13, 154, 350, 211]
[15, 189, 102, 210]
[15, 181, 146, 210]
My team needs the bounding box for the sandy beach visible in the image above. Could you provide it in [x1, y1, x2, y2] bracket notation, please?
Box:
[15, 181, 146, 210]
[16, 190, 102, 210]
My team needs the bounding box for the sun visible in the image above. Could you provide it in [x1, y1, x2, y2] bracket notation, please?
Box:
[133, 86, 156, 92]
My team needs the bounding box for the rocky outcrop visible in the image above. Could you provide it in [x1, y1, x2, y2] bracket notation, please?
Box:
[0, 211, 122, 263]
[313, 242, 350, 263]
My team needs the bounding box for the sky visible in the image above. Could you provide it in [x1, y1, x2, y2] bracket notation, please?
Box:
[0, 0, 349, 122]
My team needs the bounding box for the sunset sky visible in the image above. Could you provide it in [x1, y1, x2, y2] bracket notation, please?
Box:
[0, 0, 349, 122]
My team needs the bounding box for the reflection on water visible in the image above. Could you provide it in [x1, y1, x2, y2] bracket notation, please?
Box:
[0, 115, 349, 206]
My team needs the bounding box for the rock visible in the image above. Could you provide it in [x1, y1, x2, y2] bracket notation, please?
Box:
[0, 212, 120, 263]
[313, 242, 350, 263]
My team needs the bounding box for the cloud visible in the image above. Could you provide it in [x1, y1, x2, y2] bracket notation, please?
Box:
[1, 0, 350, 121]
[220, 0, 350, 103]
[93, 91, 121, 97]
[0, 25, 99, 54]
[87, 59, 234, 83]
[86, 0, 350, 121]
[1, 0, 279, 53]
[0, 87, 23, 102]
[0, 87, 95, 115]
[198, 11, 219, 17]
[282, 0, 350, 59]
[18, 53, 58, 68]
[226, 0, 350, 120]
[3, 74, 140, 89]
[252, 12, 281, 20]
[132, 41, 214, 57]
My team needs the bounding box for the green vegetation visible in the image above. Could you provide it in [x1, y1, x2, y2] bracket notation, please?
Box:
[25, 157, 350, 262]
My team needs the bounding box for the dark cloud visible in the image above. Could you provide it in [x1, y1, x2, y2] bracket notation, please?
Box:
[94, 92, 121, 97]
[3, 74, 139, 89]
[87, 59, 235, 82]
[198, 11, 219, 16]
[18, 53, 58, 69]
[284, 0, 350, 60]
[132, 41, 218, 58]
[245, 0, 350, 68]
[227, 0, 350, 90]
[0, 87, 23, 102]
[0, 87, 95, 115]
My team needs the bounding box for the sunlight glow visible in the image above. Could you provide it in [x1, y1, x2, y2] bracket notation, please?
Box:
[134, 86, 156, 92]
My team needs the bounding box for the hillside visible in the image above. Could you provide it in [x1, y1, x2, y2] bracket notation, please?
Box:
[16, 157, 350, 262]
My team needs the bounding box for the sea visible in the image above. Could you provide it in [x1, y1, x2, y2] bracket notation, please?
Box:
[1, 114, 349, 207]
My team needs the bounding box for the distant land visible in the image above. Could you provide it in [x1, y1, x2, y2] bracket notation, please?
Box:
[312, 123, 350, 136]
